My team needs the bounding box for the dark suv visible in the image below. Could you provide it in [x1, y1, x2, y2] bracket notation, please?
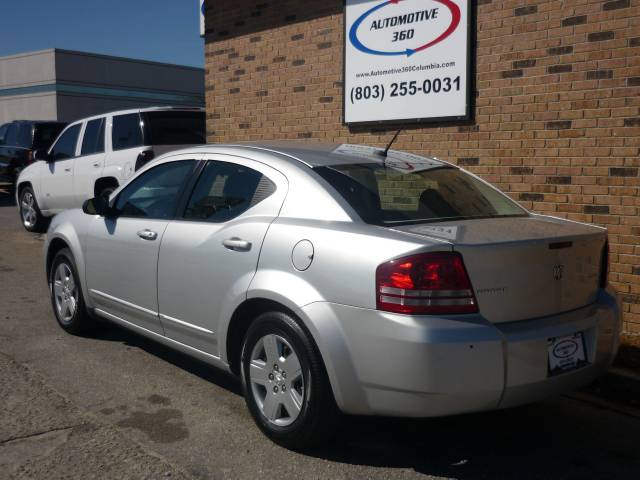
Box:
[0, 120, 67, 189]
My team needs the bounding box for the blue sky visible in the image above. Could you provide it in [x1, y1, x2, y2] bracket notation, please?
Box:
[0, 0, 204, 67]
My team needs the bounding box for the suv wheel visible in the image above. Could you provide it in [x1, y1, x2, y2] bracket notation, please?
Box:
[19, 186, 47, 232]
[97, 185, 116, 198]
[49, 248, 94, 335]
[241, 311, 339, 450]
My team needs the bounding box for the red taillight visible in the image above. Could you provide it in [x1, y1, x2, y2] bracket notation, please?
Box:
[376, 252, 478, 315]
[599, 241, 609, 288]
[27, 150, 34, 165]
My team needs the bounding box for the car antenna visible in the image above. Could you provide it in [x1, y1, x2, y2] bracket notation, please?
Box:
[376, 129, 402, 165]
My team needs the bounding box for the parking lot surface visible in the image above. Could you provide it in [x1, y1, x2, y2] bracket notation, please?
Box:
[1, 186, 639, 479]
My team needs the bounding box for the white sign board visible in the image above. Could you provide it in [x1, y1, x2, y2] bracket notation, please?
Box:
[199, 0, 206, 37]
[344, 0, 471, 124]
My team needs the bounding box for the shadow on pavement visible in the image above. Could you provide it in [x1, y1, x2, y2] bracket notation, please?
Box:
[85, 323, 640, 479]
[84, 324, 243, 396]
[314, 400, 640, 479]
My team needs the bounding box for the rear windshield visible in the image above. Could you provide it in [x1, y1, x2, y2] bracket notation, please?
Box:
[314, 164, 527, 226]
[141, 111, 205, 145]
[33, 123, 67, 149]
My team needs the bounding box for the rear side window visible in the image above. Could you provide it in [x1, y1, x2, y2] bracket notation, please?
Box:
[184, 161, 275, 222]
[4, 124, 18, 146]
[33, 123, 66, 149]
[141, 111, 205, 145]
[3, 123, 32, 147]
[81, 118, 105, 155]
[51, 124, 81, 161]
[115, 160, 195, 219]
[16, 123, 33, 147]
[112, 113, 143, 150]
[314, 164, 527, 226]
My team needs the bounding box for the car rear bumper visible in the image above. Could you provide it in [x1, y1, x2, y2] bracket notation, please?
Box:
[298, 288, 621, 417]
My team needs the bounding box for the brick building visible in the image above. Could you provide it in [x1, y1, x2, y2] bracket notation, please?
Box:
[203, 0, 640, 335]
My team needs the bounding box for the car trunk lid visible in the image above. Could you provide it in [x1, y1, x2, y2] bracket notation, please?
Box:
[393, 215, 606, 323]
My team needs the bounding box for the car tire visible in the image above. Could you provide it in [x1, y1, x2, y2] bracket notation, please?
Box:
[19, 186, 47, 233]
[241, 311, 340, 450]
[49, 248, 94, 335]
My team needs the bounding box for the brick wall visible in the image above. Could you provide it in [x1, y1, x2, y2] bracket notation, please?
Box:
[204, 0, 640, 334]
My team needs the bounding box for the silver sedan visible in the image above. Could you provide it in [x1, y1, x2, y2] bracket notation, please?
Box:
[42, 142, 621, 449]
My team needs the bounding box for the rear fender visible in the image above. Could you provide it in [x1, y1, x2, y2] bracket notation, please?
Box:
[241, 274, 360, 410]
[217, 270, 323, 362]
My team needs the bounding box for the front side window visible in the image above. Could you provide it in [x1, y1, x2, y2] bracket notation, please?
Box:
[50, 124, 81, 161]
[184, 161, 275, 222]
[114, 160, 195, 219]
[314, 164, 527, 226]
[81, 118, 105, 155]
[112, 113, 143, 151]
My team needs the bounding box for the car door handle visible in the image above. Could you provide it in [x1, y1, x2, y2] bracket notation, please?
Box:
[137, 229, 158, 241]
[64, 168, 71, 172]
[222, 237, 252, 252]
[93, 163, 101, 168]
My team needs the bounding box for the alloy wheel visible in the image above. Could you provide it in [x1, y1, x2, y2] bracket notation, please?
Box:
[249, 334, 305, 427]
[53, 263, 78, 323]
[20, 191, 37, 228]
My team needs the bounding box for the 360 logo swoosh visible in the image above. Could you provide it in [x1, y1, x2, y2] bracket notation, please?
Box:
[349, 0, 461, 57]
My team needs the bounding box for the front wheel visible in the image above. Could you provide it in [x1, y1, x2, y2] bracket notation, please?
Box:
[49, 248, 94, 335]
[19, 186, 47, 232]
[241, 311, 339, 450]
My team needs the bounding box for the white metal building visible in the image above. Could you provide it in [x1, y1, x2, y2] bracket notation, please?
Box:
[0, 49, 204, 124]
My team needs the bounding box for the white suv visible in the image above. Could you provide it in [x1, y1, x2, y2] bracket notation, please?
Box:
[16, 106, 205, 231]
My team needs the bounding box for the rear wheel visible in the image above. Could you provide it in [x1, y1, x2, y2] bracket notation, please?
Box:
[95, 178, 118, 200]
[49, 248, 94, 334]
[19, 186, 47, 232]
[241, 311, 339, 450]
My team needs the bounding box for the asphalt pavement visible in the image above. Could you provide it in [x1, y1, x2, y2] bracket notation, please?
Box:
[1, 186, 639, 479]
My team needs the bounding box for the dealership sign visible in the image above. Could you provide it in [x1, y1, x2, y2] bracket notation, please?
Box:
[199, 0, 206, 37]
[344, 0, 470, 124]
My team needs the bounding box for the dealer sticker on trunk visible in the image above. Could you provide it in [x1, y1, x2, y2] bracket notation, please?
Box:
[547, 332, 588, 376]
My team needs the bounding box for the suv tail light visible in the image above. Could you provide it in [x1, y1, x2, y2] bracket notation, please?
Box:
[26, 150, 34, 165]
[599, 241, 609, 288]
[376, 252, 478, 315]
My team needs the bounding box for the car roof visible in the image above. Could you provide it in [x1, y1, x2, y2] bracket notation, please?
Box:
[7, 120, 66, 125]
[68, 106, 205, 125]
[184, 141, 451, 169]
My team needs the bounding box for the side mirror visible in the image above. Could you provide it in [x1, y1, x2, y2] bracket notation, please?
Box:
[34, 149, 52, 162]
[82, 195, 114, 217]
